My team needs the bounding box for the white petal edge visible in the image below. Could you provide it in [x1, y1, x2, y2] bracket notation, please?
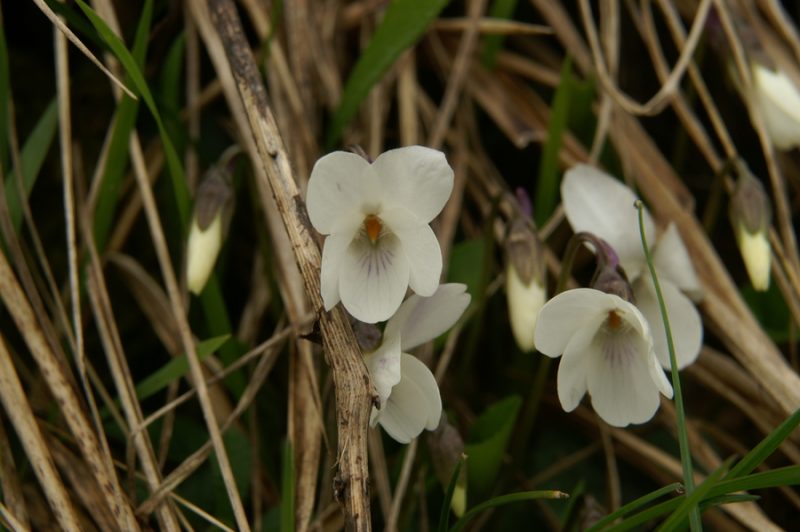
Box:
[556, 320, 599, 411]
[399, 353, 442, 431]
[634, 277, 703, 370]
[382, 207, 443, 297]
[373, 146, 454, 223]
[339, 232, 410, 323]
[506, 264, 546, 352]
[533, 288, 620, 357]
[306, 151, 376, 234]
[375, 354, 442, 443]
[385, 283, 471, 352]
[652, 223, 702, 301]
[364, 329, 403, 407]
[319, 230, 357, 310]
[561, 165, 655, 276]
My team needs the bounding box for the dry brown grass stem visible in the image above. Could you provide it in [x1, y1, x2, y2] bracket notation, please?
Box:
[123, 73, 250, 532]
[433, 18, 552, 35]
[428, 0, 487, 150]
[31, 0, 135, 98]
[0, 249, 137, 528]
[579, 0, 712, 115]
[137, 321, 284, 516]
[0, 416, 28, 529]
[0, 335, 80, 531]
[82, 220, 180, 527]
[202, 1, 375, 529]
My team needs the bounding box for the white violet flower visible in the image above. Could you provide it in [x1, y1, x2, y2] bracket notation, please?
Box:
[306, 146, 454, 323]
[365, 283, 470, 443]
[561, 165, 703, 370]
[534, 288, 673, 427]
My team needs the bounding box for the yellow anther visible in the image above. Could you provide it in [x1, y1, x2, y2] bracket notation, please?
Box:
[364, 214, 382, 243]
[606, 310, 622, 330]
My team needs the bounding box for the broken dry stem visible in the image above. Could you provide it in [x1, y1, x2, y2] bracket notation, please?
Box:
[208, 0, 375, 529]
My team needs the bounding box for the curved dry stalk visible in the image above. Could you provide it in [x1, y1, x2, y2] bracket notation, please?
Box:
[428, 0, 487, 149]
[578, 0, 712, 115]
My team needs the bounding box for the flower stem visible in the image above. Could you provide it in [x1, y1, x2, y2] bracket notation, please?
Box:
[635, 201, 701, 531]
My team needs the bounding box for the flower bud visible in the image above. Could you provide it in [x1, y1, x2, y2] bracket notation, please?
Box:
[730, 162, 772, 291]
[574, 232, 636, 303]
[427, 417, 467, 517]
[186, 152, 237, 295]
[504, 216, 546, 352]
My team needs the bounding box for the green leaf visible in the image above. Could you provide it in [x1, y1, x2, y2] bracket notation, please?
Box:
[586, 483, 682, 532]
[449, 490, 567, 532]
[481, 0, 517, 68]
[92, 0, 151, 250]
[447, 238, 486, 300]
[726, 408, 800, 479]
[5, 100, 58, 232]
[325, 0, 450, 147]
[438, 454, 466, 532]
[135, 335, 230, 401]
[75, 0, 191, 224]
[0, 16, 10, 170]
[535, 57, 572, 227]
[281, 440, 295, 532]
[741, 283, 792, 342]
[465, 396, 521, 498]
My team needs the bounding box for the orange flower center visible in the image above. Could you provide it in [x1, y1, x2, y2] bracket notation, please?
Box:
[363, 214, 382, 243]
[606, 310, 622, 331]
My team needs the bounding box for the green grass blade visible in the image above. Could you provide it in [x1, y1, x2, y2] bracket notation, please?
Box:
[75, 0, 191, 224]
[280, 440, 295, 532]
[135, 334, 230, 401]
[657, 458, 733, 532]
[5, 99, 58, 232]
[607, 498, 681, 532]
[586, 482, 682, 532]
[535, 57, 572, 227]
[92, 0, 151, 250]
[481, 0, 517, 68]
[0, 15, 10, 169]
[698, 494, 759, 511]
[449, 490, 567, 532]
[725, 407, 800, 479]
[709, 465, 800, 497]
[438, 454, 466, 532]
[325, 0, 450, 147]
[636, 201, 700, 530]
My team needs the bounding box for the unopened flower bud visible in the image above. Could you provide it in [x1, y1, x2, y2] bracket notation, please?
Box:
[427, 417, 467, 517]
[504, 216, 546, 352]
[730, 162, 772, 291]
[186, 150, 237, 295]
